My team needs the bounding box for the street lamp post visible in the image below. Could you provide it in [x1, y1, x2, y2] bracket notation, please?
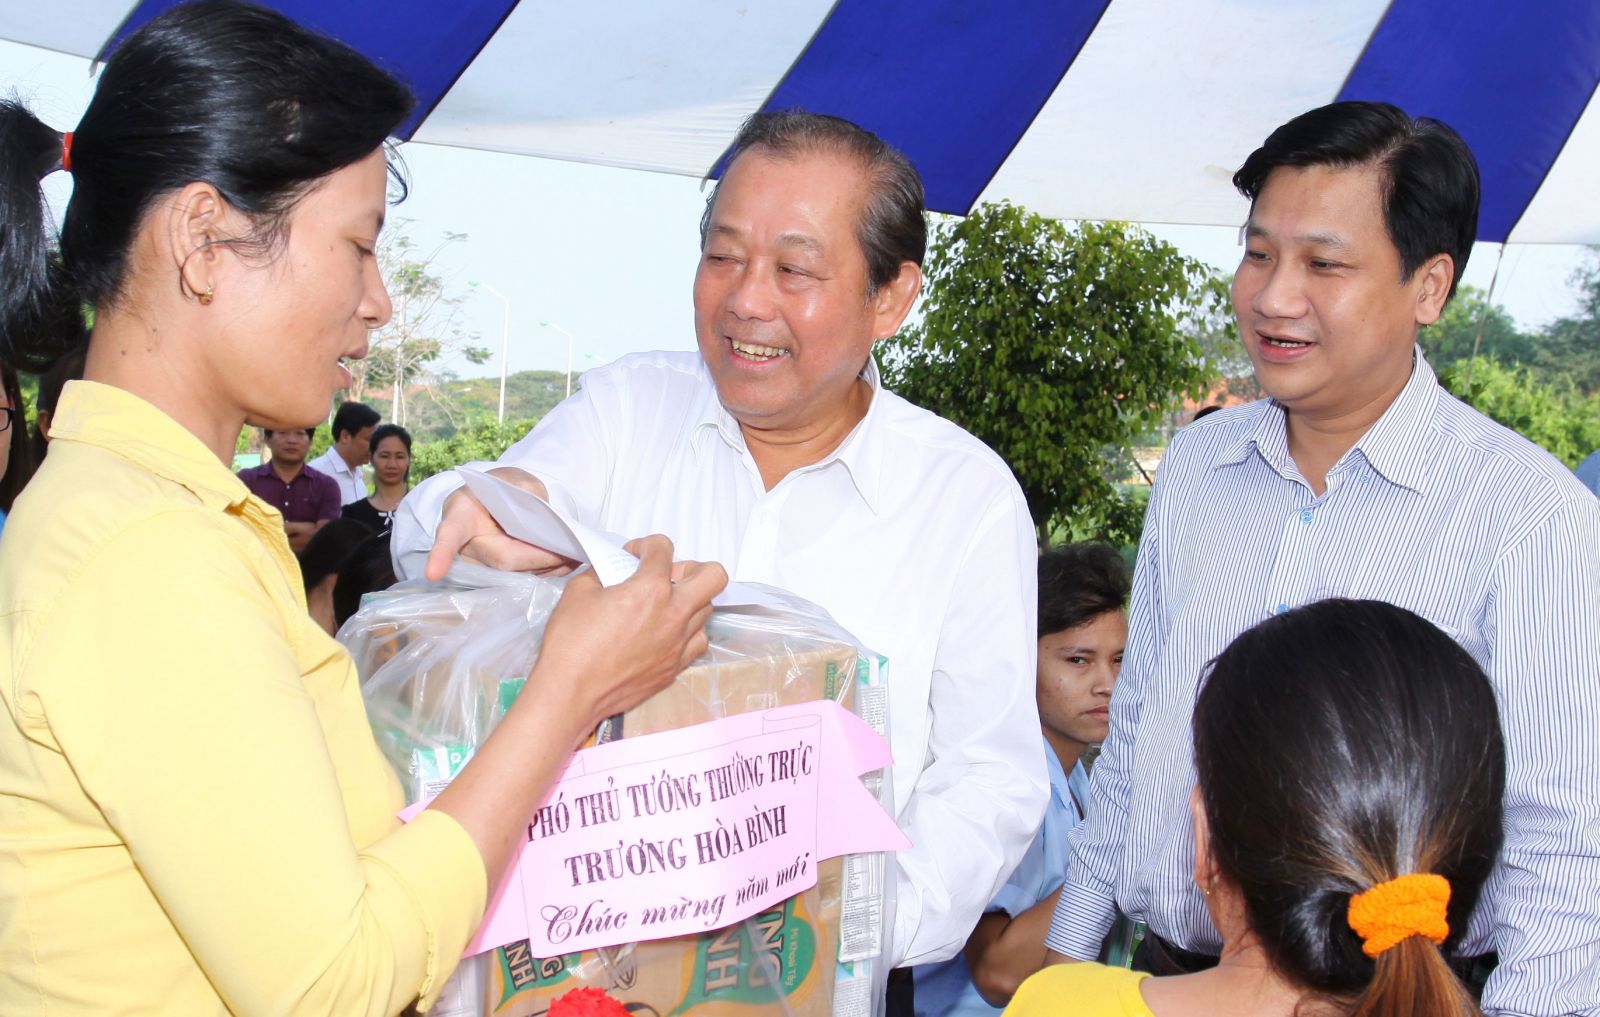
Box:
[540, 320, 576, 398]
[470, 281, 511, 423]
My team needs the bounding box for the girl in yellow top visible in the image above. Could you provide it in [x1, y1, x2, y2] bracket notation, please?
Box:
[0, 3, 724, 1015]
[1005, 599, 1505, 1017]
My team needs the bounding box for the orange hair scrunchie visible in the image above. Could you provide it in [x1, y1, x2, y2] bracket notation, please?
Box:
[1347, 873, 1451, 958]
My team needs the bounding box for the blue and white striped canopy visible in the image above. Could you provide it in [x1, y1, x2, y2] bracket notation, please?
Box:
[7, 0, 1599, 243]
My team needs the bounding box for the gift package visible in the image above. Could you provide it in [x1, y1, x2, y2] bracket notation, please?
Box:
[341, 564, 894, 1017]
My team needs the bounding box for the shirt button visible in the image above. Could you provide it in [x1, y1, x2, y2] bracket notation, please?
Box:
[1300, 509, 1314, 525]
[1276, 602, 1291, 614]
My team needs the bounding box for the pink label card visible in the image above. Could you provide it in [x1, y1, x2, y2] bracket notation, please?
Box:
[403, 700, 909, 956]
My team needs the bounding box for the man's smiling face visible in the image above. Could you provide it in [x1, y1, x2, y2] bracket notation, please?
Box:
[693, 147, 893, 435]
[1233, 162, 1446, 422]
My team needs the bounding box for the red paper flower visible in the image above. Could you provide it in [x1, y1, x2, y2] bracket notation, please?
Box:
[549, 986, 631, 1017]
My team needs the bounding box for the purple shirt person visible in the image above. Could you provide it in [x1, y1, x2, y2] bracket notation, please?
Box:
[237, 427, 341, 552]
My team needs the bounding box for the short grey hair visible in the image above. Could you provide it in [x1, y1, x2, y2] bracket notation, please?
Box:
[701, 110, 926, 295]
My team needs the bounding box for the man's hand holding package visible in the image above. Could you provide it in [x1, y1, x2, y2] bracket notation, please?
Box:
[424, 467, 576, 580]
[417, 464, 730, 726]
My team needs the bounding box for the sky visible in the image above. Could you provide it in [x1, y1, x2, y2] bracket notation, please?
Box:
[4, 37, 1592, 384]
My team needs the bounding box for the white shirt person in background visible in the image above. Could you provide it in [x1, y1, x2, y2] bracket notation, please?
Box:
[1045, 101, 1600, 1017]
[309, 399, 378, 505]
[394, 110, 1047, 970]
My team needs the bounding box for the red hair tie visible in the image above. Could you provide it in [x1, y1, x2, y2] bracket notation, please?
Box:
[61, 132, 74, 173]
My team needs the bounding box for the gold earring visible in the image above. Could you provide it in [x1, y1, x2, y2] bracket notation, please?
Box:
[197, 284, 214, 306]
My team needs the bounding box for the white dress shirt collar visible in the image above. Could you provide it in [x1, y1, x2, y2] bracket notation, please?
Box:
[689, 356, 887, 515]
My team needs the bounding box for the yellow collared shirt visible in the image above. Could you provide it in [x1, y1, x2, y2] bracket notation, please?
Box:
[0, 381, 485, 1016]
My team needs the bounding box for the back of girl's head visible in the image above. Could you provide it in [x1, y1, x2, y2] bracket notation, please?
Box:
[333, 533, 397, 630]
[298, 517, 373, 594]
[1, 0, 414, 372]
[1193, 599, 1504, 1017]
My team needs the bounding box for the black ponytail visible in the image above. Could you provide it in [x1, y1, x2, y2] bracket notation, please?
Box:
[0, 0, 415, 373]
[0, 102, 82, 372]
[1193, 599, 1504, 1015]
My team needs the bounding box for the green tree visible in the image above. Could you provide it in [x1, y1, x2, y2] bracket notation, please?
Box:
[366, 370, 573, 442]
[18, 374, 39, 432]
[1190, 278, 1262, 404]
[1418, 284, 1537, 373]
[879, 205, 1224, 545]
[1439, 356, 1600, 468]
[410, 417, 542, 483]
[1529, 249, 1600, 394]
[1534, 318, 1600, 396]
[348, 225, 490, 425]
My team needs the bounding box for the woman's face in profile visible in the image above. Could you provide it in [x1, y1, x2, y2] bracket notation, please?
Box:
[207, 149, 393, 431]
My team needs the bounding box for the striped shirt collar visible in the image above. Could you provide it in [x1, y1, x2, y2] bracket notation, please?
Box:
[691, 356, 886, 514]
[1217, 346, 1439, 495]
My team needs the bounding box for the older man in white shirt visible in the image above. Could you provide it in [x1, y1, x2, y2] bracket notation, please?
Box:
[393, 111, 1047, 975]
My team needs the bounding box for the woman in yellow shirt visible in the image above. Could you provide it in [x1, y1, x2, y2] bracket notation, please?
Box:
[0, 4, 724, 1015]
[1005, 600, 1504, 1017]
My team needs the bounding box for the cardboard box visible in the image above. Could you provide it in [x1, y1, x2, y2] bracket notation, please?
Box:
[483, 627, 858, 1017]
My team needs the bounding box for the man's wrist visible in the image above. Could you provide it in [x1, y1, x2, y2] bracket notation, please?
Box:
[1044, 880, 1116, 959]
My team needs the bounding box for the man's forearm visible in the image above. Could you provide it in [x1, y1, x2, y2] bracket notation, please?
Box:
[967, 887, 1063, 1006]
[283, 521, 316, 553]
[1045, 849, 1122, 959]
[1479, 501, 1600, 1016]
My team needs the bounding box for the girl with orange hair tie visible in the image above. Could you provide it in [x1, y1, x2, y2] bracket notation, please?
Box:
[1005, 598, 1505, 1017]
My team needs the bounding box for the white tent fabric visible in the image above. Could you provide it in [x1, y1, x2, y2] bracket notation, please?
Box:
[973, 0, 1391, 228]
[4, 0, 1597, 243]
[1513, 89, 1600, 244]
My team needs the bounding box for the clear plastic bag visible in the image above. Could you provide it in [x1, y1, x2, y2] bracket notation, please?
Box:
[340, 563, 895, 1017]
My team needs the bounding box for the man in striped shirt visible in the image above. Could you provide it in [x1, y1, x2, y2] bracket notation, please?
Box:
[1045, 101, 1600, 1015]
